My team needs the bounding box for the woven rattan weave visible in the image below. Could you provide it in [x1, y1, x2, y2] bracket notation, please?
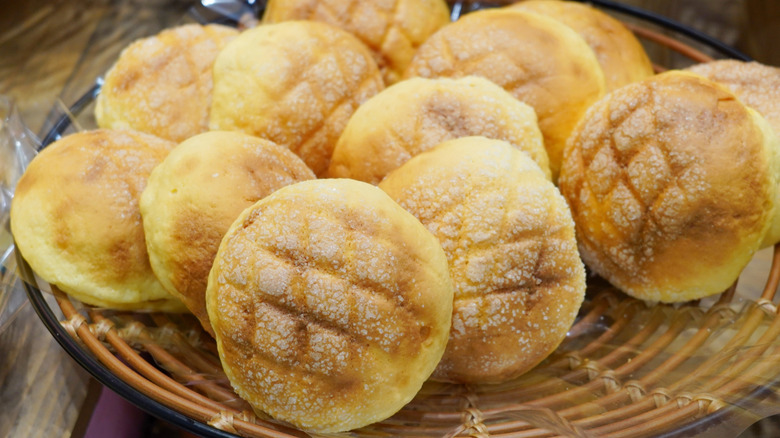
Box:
[19, 2, 780, 437]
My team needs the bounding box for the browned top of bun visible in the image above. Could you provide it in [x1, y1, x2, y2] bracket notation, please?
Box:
[263, 0, 451, 84]
[11, 129, 184, 311]
[509, 0, 653, 90]
[207, 179, 453, 432]
[96, 24, 239, 142]
[559, 71, 778, 302]
[141, 131, 315, 335]
[405, 8, 605, 180]
[687, 60, 780, 138]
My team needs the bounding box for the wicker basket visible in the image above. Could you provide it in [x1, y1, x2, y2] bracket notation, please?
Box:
[19, 2, 780, 437]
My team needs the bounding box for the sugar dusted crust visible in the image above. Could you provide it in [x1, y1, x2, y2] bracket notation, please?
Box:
[559, 71, 778, 302]
[206, 179, 453, 432]
[405, 8, 605, 180]
[209, 20, 384, 176]
[140, 131, 315, 335]
[95, 24, 239, 142]
[380, 137, 586, 383]
[10, 129, 184, 311]
[263, 0, 451, 84]
[508, 0, 653, 91]
[328, 76, 549, 184]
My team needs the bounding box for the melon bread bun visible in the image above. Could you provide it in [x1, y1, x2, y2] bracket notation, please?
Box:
[140, 131, 315, 335]
[558, 70, 780, 303]
[96, 24, 239, 142]
[379, 136, 586, 383]
[209, 20, 384, 176]
[206, 178, 454, 432]
[10, 129, 184, 311]
[508, 0, 654, 91]
[686, 60, 780, 247]
[405, 8, 606, 180]
[328, 75, 549, 184]
[262, 0, 451, 85]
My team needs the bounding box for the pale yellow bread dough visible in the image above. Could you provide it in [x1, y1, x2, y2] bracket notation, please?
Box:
[263, 0, 451, 84]
[209, 20, 384, 176]
[508, 0, 653, 91]
[328, 76, 549, 184]
[380, 136, 586, 383]
[140, 131, 315, 335]
[11, 129, 184, 311]
[96, 24, 239, 142]
[687, 60, 780, 248]
[559, 71, 780, 303]
[207, 179, 453, 432]
[405, 8, 606, 180]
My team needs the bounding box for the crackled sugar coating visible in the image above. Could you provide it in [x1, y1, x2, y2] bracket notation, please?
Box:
[380, 137, 586, 384]
[96, 24, 239, 142]
[10, 129, 184, 311]
[263, 0, 451, 84]
[687, 60, 780, 247]
[209, 21, 384, 176]
[328, 76, 549, 184]
[559, 71, 780, 303]
[405, 9, 605, 180]
[140, 131, 315, 336]
[508, 0, 653, 91]
[207, 179, 453, 432]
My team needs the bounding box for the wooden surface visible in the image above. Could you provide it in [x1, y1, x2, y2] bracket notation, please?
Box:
[0, 1, 778, 438]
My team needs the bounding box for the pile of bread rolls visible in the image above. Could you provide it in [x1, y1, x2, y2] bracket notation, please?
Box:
[10, 0, 780, 433]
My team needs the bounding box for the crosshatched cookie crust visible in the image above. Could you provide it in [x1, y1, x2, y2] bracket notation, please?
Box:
[96, 24, 239, 142]
[262, 0, 451, 84]
[328, 76, 549, 184]
[686, 60, 780, 247]
[405, 8, 605, 180]
[508, 0, 653, 91]
[380, 136, 586, 383]
[140, 131, 315, 335]
[11, 129, 184, 311]
[559, 71, 780, 303]
[209, 20, 384, 176]
[206, 179, 453, 432]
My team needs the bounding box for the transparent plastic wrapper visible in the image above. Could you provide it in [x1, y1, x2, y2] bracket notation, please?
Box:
[0, 96, 38, 333]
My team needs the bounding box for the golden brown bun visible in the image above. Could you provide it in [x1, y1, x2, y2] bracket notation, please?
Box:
[140, 131, 315, 335]
[405, 8, 606, 180]
[559, 71, 780, 303]
[209, 21, 384, 176]
[11, 129, 184, 311]
[206, 179, 453, 432]
[380, 137, 586, 383]
[328, 76, 549, 184]
[508, 0, 653, 91]
[95, 24, 239, 142]
[686, 60, 780, 247]
[262, 0, 451, 84]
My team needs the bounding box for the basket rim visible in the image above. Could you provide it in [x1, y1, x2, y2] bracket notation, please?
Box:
[19, 2, 773, 438]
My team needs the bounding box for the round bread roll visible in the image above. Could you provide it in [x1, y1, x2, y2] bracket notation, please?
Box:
[263, 0, 451, 85]
[404, 8, 606, 180]
[140, 131, 315, 335]
[686, 60, 780, 247]
[379, 136, 586, 383]
[209, 20, 384, 176]
[558, 71, 780, 303]
[95, 24, 239, 142]
[328, 76, 549, 183]
[11, 129, 184, 311]
[207, 179, 453, 432]
[508, 0, 654, 91]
